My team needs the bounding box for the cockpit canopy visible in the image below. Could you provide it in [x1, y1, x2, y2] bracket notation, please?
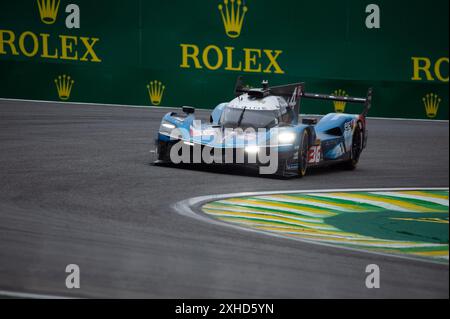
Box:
[219, 93, 295, 129]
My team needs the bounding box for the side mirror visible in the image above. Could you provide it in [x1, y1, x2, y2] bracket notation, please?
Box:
[182, 106, 195, 114]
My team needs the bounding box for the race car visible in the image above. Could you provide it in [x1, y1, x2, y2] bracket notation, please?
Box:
[151, 77, 372, 178]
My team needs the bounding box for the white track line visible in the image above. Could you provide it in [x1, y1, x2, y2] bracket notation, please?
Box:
[172, 187, 449, 265]
[1, 98, 448, 123]
[0, 97, 179, 111]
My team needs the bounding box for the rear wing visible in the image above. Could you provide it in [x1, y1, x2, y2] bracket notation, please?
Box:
[234, 76, 373, 117]
[302, 88, 373, 117]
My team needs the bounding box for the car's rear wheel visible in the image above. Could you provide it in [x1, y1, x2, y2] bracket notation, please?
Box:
[298, 130, 309, 177]
[343, 121, 363, 170]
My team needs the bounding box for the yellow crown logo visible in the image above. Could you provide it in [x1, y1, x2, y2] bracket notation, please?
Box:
[218, 0, 248, 38]
[332, 89, 349, 113]
[37, 0, 60, 24]
[423, 93, 441, 118]
[54, 75, 74, 100]
[147, 81, 165, 106]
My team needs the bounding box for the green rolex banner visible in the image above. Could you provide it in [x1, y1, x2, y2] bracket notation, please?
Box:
[0, 0, 448, 120]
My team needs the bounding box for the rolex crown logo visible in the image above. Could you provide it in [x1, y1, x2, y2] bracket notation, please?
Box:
[332, 89, 349, 113]
[37, 0, 60, 24]
[147, 81, 165, 106]
[218, 0, 248, 38]
[423, 93, 441, 118]
[54, 75, 74, 100]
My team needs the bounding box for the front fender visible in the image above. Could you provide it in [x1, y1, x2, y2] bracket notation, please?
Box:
[210, 103, 227, 124]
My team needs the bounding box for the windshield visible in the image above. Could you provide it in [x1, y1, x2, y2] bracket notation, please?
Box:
[220, 107, 280, 129]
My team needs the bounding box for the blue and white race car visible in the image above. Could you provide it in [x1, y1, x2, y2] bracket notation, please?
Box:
[151, 77, 372, 178]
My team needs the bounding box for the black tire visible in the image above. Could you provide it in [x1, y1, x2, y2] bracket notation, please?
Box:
[149, 143, 159, 164]
[151, 141, 171, 164]
[343, 121, 363, 170]
[298, 130, 309, 177]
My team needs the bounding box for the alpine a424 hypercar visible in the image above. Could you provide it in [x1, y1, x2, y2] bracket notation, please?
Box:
[151, 77, 372, 178]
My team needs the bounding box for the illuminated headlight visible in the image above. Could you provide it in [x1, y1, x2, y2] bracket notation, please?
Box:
[278, 132, 296, 144]
[162, 122, 176, 130]
[159, 121, 176, 134]
[245, 145, 259, 154]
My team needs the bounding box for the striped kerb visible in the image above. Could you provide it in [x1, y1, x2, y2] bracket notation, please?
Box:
[202, 190, 449, 262]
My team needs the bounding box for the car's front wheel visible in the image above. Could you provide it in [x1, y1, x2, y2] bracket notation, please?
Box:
[151, 141, 171, 164]
[298, 130, 309, 177]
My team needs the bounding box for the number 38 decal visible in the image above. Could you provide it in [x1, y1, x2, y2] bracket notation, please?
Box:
[308, 145, 322, 164]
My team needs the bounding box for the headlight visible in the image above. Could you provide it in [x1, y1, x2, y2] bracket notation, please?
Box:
[278, 132, 296, 144]
[161, 122, 176, 130]
[159, 121, 176, 134]
[245, 145, 259, 154]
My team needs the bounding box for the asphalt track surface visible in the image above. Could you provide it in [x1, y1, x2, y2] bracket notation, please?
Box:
[0, 99, 448, 298]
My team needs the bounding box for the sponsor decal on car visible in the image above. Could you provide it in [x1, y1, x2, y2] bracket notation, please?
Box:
[308, 145, 321, 164]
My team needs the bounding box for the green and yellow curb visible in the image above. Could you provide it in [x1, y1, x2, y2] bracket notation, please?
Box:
[201, 189, 449, 262]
